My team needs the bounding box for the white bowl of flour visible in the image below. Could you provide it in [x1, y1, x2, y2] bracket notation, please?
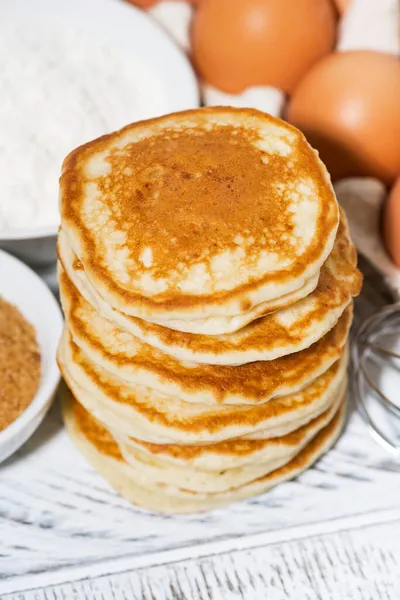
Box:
[0, 0, 199, 267]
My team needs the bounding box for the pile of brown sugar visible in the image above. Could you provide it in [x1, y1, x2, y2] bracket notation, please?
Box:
[0, 297, 41, 432]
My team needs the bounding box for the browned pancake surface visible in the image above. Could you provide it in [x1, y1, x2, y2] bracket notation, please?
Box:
[60, 107, 339, 315]
[60, 334, 345, 436]
[61, 267, 352, 404]
[68, 393, 345, 493]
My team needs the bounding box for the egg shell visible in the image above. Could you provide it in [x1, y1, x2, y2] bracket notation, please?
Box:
[191, 0, 337, 94]
[383, 177, 400, 268]
[287, 51, 400, 184]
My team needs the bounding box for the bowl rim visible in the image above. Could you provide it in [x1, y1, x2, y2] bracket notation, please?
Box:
[0, 223, 58, 241]
[0, 249, 63, 448]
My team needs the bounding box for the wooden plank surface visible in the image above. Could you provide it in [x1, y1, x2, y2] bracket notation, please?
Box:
[2, 519, 400, 599]
[1, 257, 399, 599]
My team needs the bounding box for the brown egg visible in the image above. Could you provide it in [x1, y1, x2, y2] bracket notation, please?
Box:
[191, 0, 337, 94]
[287, 51, 400, 184]
[383, 177, 400, 267]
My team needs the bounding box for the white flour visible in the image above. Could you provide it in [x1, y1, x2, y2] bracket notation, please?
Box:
[0, 22, 167, 231]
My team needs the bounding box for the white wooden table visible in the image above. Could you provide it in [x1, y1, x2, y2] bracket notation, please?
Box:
[1, 257, 399, 600]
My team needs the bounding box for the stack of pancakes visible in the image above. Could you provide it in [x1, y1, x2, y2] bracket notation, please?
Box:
[57, 107, 362, 514]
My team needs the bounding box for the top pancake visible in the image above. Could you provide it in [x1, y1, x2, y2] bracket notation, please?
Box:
[59, 107, 339, 324]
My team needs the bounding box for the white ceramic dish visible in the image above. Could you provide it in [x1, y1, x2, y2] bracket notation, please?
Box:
[0, 0, 199, 267]
[0, 250, 63, 463]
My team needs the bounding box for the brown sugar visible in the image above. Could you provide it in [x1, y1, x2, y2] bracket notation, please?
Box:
[0, 297, 41, 432]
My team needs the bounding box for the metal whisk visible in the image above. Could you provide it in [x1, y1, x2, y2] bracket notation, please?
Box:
[353, 302, 400, 455]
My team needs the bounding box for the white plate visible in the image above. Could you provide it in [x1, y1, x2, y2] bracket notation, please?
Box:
[0, 250, 63, 463]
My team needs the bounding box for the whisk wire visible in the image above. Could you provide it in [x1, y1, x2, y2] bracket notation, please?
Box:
[353, 302, 400, 455]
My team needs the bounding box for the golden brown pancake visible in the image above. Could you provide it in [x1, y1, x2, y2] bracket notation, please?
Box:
[59, 107, 339, 325]
[115, 395, 343, 494]
[117, 390, 343, 477]
[58, 228, 320, 335]
[59, 261, 352, 405]
[63, 389, 346, 513]
[57, 328, 348, 444]
[58, 210, 361, 365]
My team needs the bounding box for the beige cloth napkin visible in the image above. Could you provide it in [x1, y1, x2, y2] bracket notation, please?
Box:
[335, 179, 400, 299]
